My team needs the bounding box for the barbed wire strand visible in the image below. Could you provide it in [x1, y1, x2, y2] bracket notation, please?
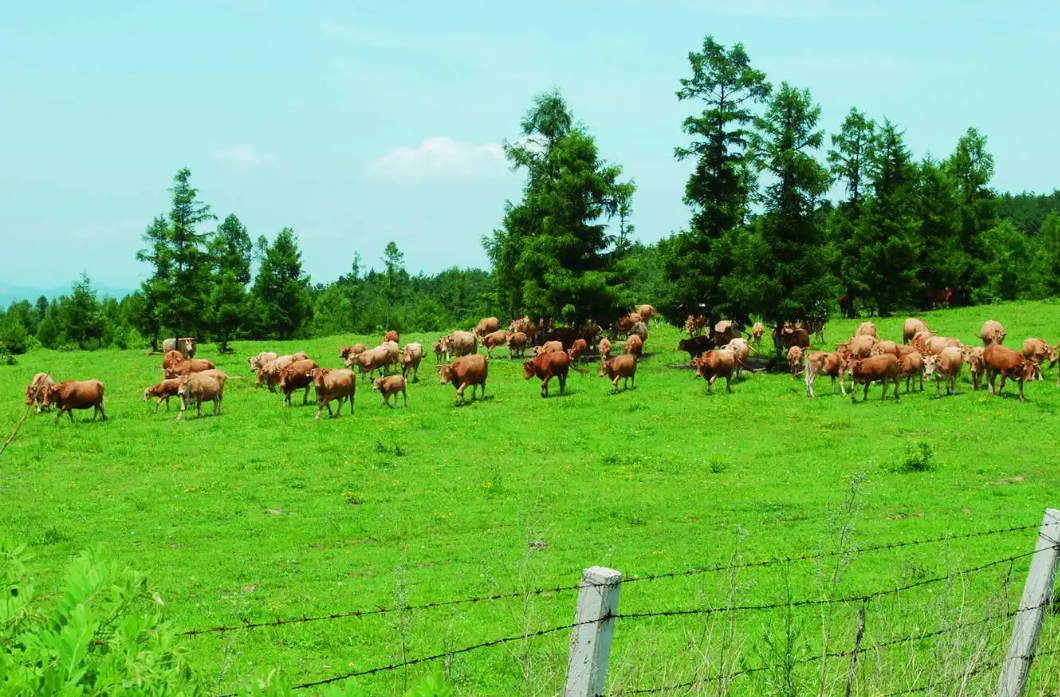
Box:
[881, 647, 1060, 696]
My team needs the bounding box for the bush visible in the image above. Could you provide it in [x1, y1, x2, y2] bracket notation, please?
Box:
[895, 441, 935, 473]
[0, 318, 29, 355]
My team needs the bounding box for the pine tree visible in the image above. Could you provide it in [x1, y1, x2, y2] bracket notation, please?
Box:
[63, 273, 104, 350]
[251, 228, 312, 339]
[163, 168, 216, 337]
[134, 215, 171, 351]
[206, 214, 252, 352]
[1031, 212, 1060, 299]
[945, 128, 997, 304]
[381, 241, 407, 331]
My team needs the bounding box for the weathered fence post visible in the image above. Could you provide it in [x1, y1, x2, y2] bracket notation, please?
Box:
[996, 508, 1060, 697]
[565, 566, 622, 697]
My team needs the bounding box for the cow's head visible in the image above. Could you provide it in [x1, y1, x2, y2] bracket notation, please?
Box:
[598, 359, 612, 378]
[922, 354, 938, 378]
[24, 384, 35, 405]
[438, 364, 453, 385]
[371, 377, 385, 392]
[176, 376, 188, 397]
[142, 386, 154, 402]
[1020, 359, 1037, 382]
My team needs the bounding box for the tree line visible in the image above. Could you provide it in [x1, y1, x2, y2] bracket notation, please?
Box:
[2, 34, 1058, 358]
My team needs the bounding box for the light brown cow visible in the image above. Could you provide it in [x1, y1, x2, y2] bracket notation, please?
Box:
[45, 380, 106, 425]
[339, 344, 366, 361]
[536, 340, 565, 356]
[845, 354, 900, 403]
[567, 338, 588, 361]
[979, 320, 1006, 346]
[695, 349, 735, 395]
[162, 350, 186, 374]
[482, 330, 510, 358]
[911, 330, 936, 354]
[25, 372, 55, 413]
[474, 317, 501, 337]
[507, 331, 529, 358]
[636, 305, 656, 322]
[248, 351, 278, 373]
[599, 354, 637, 394]
[1021, 338, 1058, 381]
[920, 336, 964, 356]
[439, 354, 488, 406]
[524, 351, 571, 398]
[751, 322, 764, 348]
[143, 378, 183, 413]
[384, 330, 399, 344]
[177, 370, 233, 421]
[624, 334, 643, 358]
[311, 368, 356, 419]
[899, 350, 925, 393]
[713, 320, 742, 346]
[836, 335, 878, 360]
[855, 322, 878, 339]
[164, 358, 217, 380]
[433, 339, 445, 363]
[292, 351, 309, 361]
[787, 345, 804, 378]
[400, 343, 424, 382]
[163, 337, 196, 358]
[616, 312, 643, 334]
[923, 347, 963, 397]
[984, 344, 1033, 401]
[780, 327, 811, 352]
[442, 331, 478, 362]
[685, 314, 708, 337]
[598, 336, 612, 362]
[871, 340, 899, 357]
[258, 355, 296, 390]
[509, 317, 539, 342]
[803, 351, 846, 398]
[279, 359, 320, 406]
[902, 318, 930, 344]
[354, 346, 398, 377]
[372, 375, 407, 408]
[962, 346, 986, 390]
[724, 338, 751, 379]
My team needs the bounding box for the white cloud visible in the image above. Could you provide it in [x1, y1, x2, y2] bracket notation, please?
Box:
[369, 136, 510, 183]
[212, 145, 280, 171]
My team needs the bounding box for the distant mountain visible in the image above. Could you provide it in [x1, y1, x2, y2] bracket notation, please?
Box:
[0, 281, 134, 307]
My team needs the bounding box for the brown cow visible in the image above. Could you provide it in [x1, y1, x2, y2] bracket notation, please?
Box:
[961, 346, 986, 390]
[1022, 338, 1058, 381]
[176, 370, 232, 420]
[509, 317, 539, 342]
[695, 349, 735, 395]
[567, 338, 588, 361]
[984, 344, 1033, 401]
[836, 335, 877, 360]
[372, 375, 407, 408]
[258, 355, 296, 390]
[598, 336, 612, 362]
[923, 347, 964, 397]
[400, 343, 424, 382]
[751, 322, 764, 348]
[442, 331, 478, 361]
[920, 336, 964, 356]
[780, 327, 811, 352]
[164, 358, 216, 380]
[25, 372, 55, 413]
[482, 330, 510, 358]
[678, 336, 713, 364]
[439, 354, 488, 406]
[803, 351, 846, 398]
[855, 322, 878, 339]
[524, 350, 571, 398]
[248, 351, 278, 373]
[685, 314, 707, 337]
[44, 380, 106, 425]
[724, 338, 751, 379]
[143, 378, 183, 413]
[279, 359, 320, 406]
[162, 350, 186, 374]
[507, 331, 529, 358]
[787, 345, 804, 378]
[871, 340, 899, 357]
[599, 354, 637, 394]
[433, 339, 445, 363]
[628, 322, 648, 342]
[474, 316, 500, 337]
[384, 330, 399, 344]
[899, 350, 925, 393]
[636, 305, 656, 322]
[536, 340, 565, 356]
[624, 334, 643, 358]
[339, 344, 366, 361]
[616, 312, 642, 334]
[354, 346, 398, 377]
[911, 330, 935, 354]
[311, 368, 356, 418]
[845, 354, 900, 403]
[902, 318, 929, 344]
[713, 320, 742, 346]
[979, 320, 1006, 346]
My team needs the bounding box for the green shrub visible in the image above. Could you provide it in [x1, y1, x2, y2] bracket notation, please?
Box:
[896, 441, 935, 473]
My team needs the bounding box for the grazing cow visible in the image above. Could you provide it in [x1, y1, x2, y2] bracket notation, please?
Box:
[751, 322, 764, 348]
[536, 340, 565, 356]
[372, 375, 407, 408]
[723, 338, 752, 379]
[400, 343, 424, 382]
[871, 340, 899, 357]
[524, 350, 571, 397]
[979, 320, 1006, 346]
[162, 350, 186, 374]
[339, 344, 366, 361]
[164, 358, 217, 380]
[685, 314, 707, 337]
[855, 322, 878, 339]
[923, 347, 964, 397]
[803, 351, 847, 398]
[482, 330, 510, 359]
[474, 317, 501, 337]
[902, 318, 930, 344]
[384, 330, 399, 344]
[920, 336, 963, 356]
[443, 331, 478, 362]
[258, 355, 296, 390]
[695, 349, 735, 395]
[507, 331, 529, 358]
[25, 372, 55, 413]
[636, 305, 656, 323]
[509, 317, 539, 343]
[355, 346, 398, 377]
[780, 327, 811, 351]
[628, 322, 648, 343]
[962, 346, 986, 390]
[46, 380, 107, 425]
[845, 354, 900, 403]
[439, 354, 488, 406]
[142, 378, 183, 413]
[678, 336, 713, 364]
[1021, 338, 1058, 381]
[279, 359, 320, 406]
[599, 354, 637, 394]
[311, 368, 356, 419]
[598, 336, 612, 362]
[787, 346, 804, 378]
[624, 334, 643, 358]
[984, 344, 1033, 401]
[567, 338, 588, 361]
[248, 351, 279, 373]
[836, 335, 877, 360]
[899, 350, 925, 393]
[177, 370, 232, 420]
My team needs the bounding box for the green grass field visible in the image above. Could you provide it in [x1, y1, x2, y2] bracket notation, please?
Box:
[4, 301, 1060, 696]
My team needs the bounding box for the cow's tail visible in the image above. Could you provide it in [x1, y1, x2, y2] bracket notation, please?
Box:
[569, 363, 589, 375]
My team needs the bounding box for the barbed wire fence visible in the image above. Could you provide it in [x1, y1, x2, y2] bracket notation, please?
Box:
[183, 509, 1060, 697]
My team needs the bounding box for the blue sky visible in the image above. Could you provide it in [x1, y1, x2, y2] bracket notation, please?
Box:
[2, 0, 1058, 290]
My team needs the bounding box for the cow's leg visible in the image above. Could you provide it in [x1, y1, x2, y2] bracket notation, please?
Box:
[177, 397, 186, 421]
[998, 374, 1008, 395]
[707, 376, 714, 395]
[893, 377, 900, 400]
[155, 398, 163, 414]
[987, 369, 997, 394]
[725, 376, 732, 393]
[612, 376, 620, 394]
[402, 386, 407, 407]
[559, 373, 566, 396]
[302, 386, 310, 405]
[863, 382, 869, 402]
[196, 401, 203, 418]
[850, 382, 857, 404]
[541, 373, 551, 398]
[1018, 378, 1026, 402]
[806, 371, 815, 398]
[630, 374, 635, 390]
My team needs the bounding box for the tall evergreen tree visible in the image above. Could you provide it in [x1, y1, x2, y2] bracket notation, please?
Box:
[163, 168, 216, 337]
[62, 273, 104, 350]
[134, 215, 171, 351]
[206, 214, 252, 352]
[945, 128, 997, 304]
[1032, 212, 1060, 299]
[381, 241, 408, 330]
[913, 157, 963, 306]
[251, 228, 312, 339]
[663, 36, 770, 325]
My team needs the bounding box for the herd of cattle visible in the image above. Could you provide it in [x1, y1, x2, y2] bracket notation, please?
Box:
[19, 308, 1053, 423]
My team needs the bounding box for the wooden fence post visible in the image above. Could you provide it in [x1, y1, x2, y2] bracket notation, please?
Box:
[565, 566, 622, 697]
[996, 508, 1060, 697]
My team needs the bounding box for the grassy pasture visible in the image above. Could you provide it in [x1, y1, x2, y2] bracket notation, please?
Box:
[3, 301, 1060, 696]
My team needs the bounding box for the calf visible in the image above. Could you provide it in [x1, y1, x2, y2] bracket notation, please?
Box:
[899, 350, 925, 393]
[751, 322, 764, 348]
[599, 354, 637, 394]
[636, 304, 656, 322]
[695, 349, 735, 395]
[923, 347, 964, 397]
[723, 338, 751, 379]
[279, 359, 320, 406]
[507, 331, 529, 359]
[165, 358, 216, 380]
[372, 375, 407, 408]
[984, 344, 1033, 401]
[400, 343, 424, 382]
[845, 354, 900, 403]
[567, 338, 588, 361]
[433, 339, 446, 363]
[46, 380, 106, 425]
[311, 368, 356, 418]
[339, 344, 366, 361]
[439, 354, 488, 406]
[25, 372, 55, 413]
[248, 351, 278, 373]
[678, 336, 713, 364]
[624, 334, 643, 358]
[836, 335, 877, 360]
[598, 336, 612, 362]
[524, 350, 571, 397]
[143, 378, 183, 413]
[1022, 338, 1058, 381]
[803, 351, 846, 398]
[162, 350, 186, 374]
[787, 346, 804, 378]
[176, 370, 231, 420]
[482, 330, 510, 358]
